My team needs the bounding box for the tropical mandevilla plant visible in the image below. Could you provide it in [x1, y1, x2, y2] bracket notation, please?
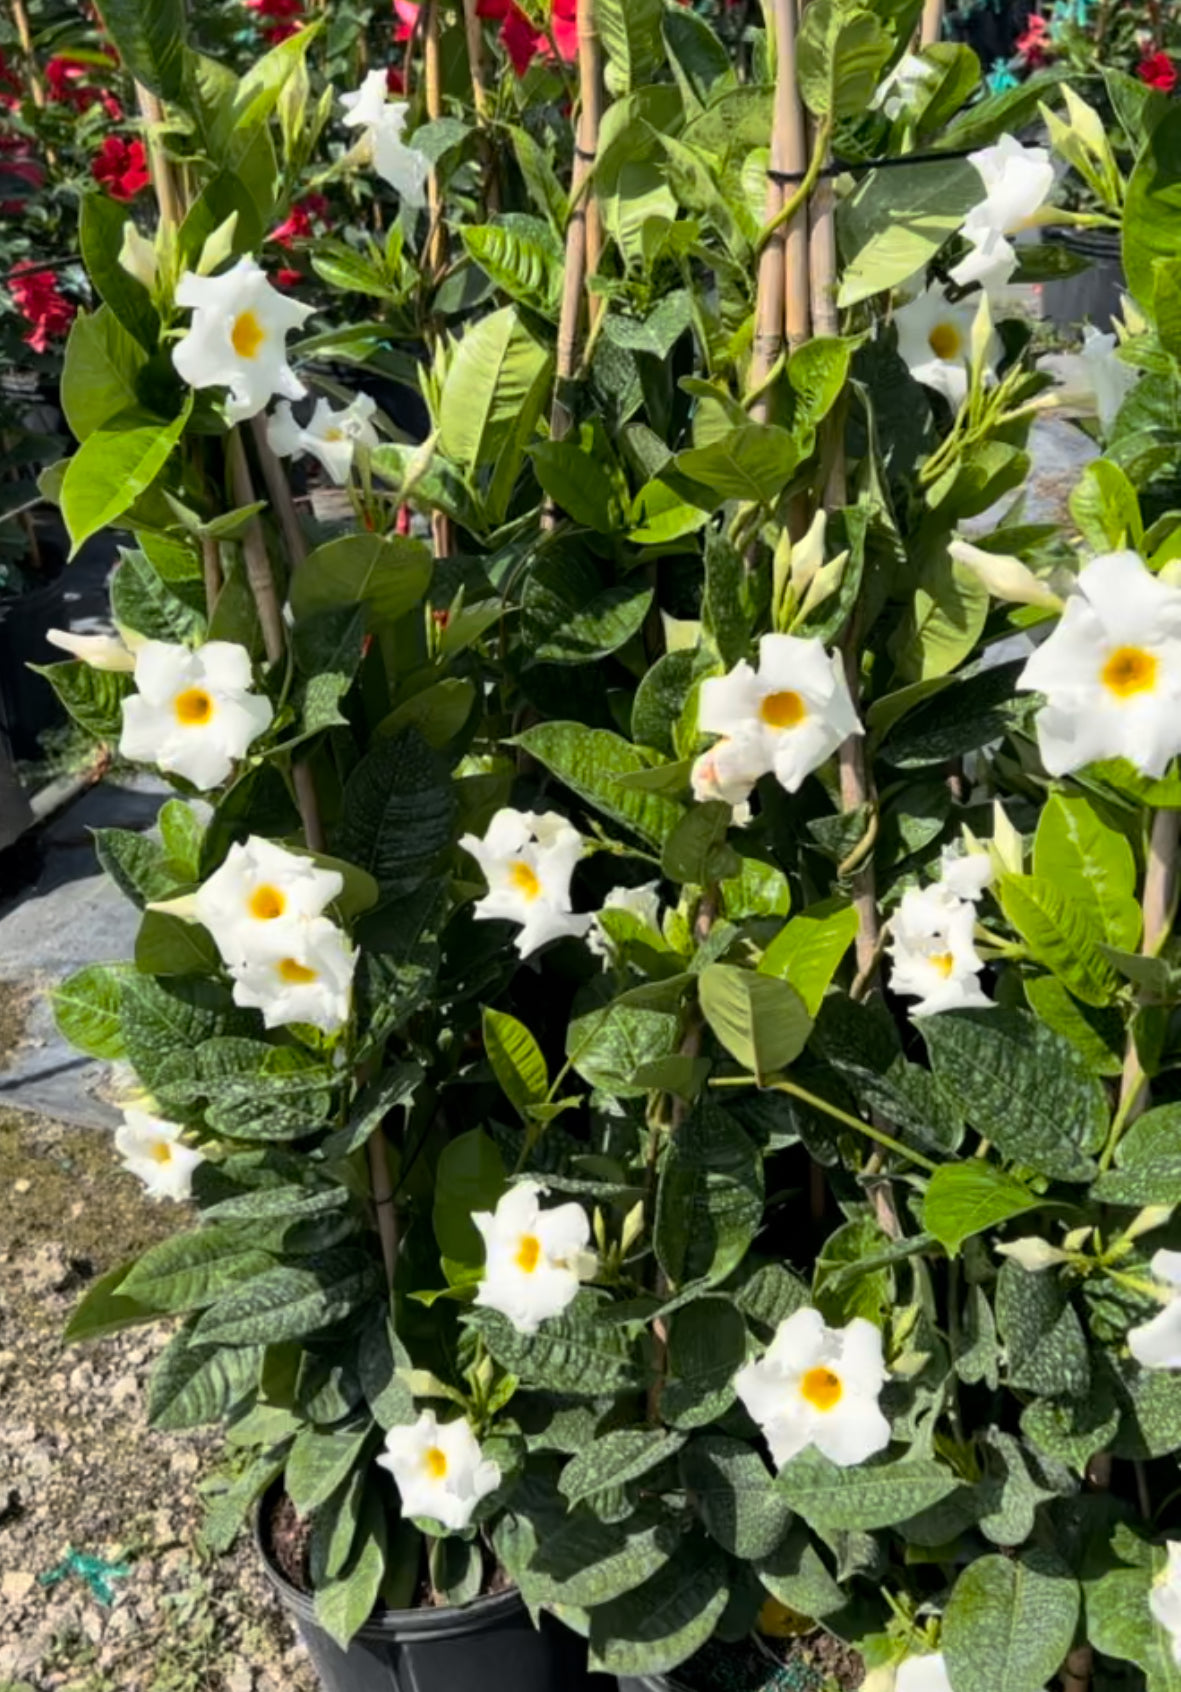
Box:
[38, 0, 1181, 1686]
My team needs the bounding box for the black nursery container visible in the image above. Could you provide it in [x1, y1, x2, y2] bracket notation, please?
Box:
[0, 573, 66, 761]
[1040, 227, 1126, 334]
[256, 1492, 595, 1692]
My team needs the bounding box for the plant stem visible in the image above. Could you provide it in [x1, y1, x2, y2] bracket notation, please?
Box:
[201, 534, 222, 618]
[227, 430, 286, 666]
[250, 415, 307, 569]
[711, 1075, 939, 1173]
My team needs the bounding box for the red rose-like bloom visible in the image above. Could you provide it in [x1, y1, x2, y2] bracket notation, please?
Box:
[1015, 13, 1050, 64]
[91, 136, 150, 202]
[478, 0, 577, 75]
[9, 263, 76, 354]
[387, 64, 406, 93]
[393, 0, 419, 41]
[245, 0, 302, 42]
[276, 267, 302, 289]
[1138, 51, 1178, 92]
[269, 193, 329, 248]
[45, 53, 122, 118]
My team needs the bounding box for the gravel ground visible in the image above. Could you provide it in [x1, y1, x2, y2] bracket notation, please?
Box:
[0, 1101, 318, 1692]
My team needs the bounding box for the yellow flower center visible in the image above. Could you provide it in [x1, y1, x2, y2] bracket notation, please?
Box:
[249, 885, 287, 921]
[174, 687, 213, 726]
[324, 427, 344, 441]
[1101, 645, 1158, 699]
[928, 322, 962, 360]
[424, 1447, 448, 1480]
[800, 1366, 843, 1412]
[931, 952, 955, 979]
[509, 860, 541, 901]
[759, 690, 808, 730]
[515, 1234, 542, 1274]
[277, 958, 318, 985]
[149, 1140, 174, 1165]
[231, 310, 266, 359]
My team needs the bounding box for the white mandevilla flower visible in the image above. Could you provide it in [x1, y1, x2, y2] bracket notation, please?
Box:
[266, 393, 379, 485]
[460, 808, 592, 959]
[950, 135, 1055, 292]
[228, 916, 356, 1033]
[119, 640, 273, 790]
[948, 538, 1065, 612]
[341, 71, 430, 206]
[872, 52, 937, 120]
[1017, 551, 1181, 778]
[1080, 324, 1140, 435]
[888, 883, 991, 1017]
[377, 1410, 501, 1532]
[690, 731, 765, 823]
[473, 1183, 597, 1335]
[195, 836, 344, 967]
[586, 881, 663, 963]
[1128, 1251, 1181, 1370]
[172, 256, 314, 425]
[698, 634, 861, 797]
[734, 1307, 891, 1469]
[115, 1108, 204, 1202]
[894, 284, 995, 406]
[1152, 1543, 1181, 1667]
[896, 1654, 953, 1692]
[938, 846, 994, 902]
[46, 627, 137, 671]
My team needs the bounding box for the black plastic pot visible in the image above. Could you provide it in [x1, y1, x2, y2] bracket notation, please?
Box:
[0, 574, 66, 761]
[256, 1492, 595, 1692]
[1040, 227, 1125, 333]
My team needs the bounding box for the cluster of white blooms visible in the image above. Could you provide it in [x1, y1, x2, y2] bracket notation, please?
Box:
[472, 1183, 598, 1335]
[118, 640, 273, 791]
[888, 850, 994, 1019]
[461, 808, 592, 959]
[895, 138, 1052, 404]
[735, 1307, 891, 1469]
[1017, 551, 1181, 779]
[115, 1107, 204, 1202]
[691, 634, 861, 815]
[341, 70, 431, 205]
[266, 394, 379, 485]
[172, 257, 314, 426]
[378, 1409, 501, 1531]
[195, 837, 357, 1034]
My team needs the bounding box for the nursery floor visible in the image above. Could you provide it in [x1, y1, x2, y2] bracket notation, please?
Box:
[0, 1104, 317, 1692]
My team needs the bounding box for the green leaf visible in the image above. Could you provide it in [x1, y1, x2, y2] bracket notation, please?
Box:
[120, 976, 252, 1094]
[193, 1252, 383, 1346]
[919, 1009, 1105, 1182]
[289, 533, 432, 630]
[663, 8, 735, 111]
[52, 963, 130, 1061]
[1087, 1555, 1181, 1690]
[473, 1291, 642, 1395]
[680, 1435, 792, 1559]
[529, 440, 625, 534]
[158, 800, 204, 882]
[433, 1128, 506, 1265]
[1093, 1104, 1181, 1205]
[1068, 459, 1144, 554]
[661, 802, 741, 886]
[462, 216, 563, 314]
[838, 158, 981, 306]
[566, 977, 686, 1098]
[78, 194, 158, 349]
[314, 1491, 386, 1649]
[135, 910, 221, 976]
[94, 0, 186, 97]
[64, 1258, 159, 1344]
[336, 730, 455, 896]
[663, 1296, 746, 1429]
[996, 1259, 1090, 1398]
[787, 337, 853, 438]
[93, 827, 180, 909]
[1024, 977, 1124, 1078]
[521, 548, 650, 662]
[287, 1423, 372, 1515]
[438, 305, 553, 476]
[943, 1552, 1080, 1692]
[483, 1008, 549, 1120]
[923, 1163, 1042, 1257]
[62, 403, 191, 556]
[878, 659, 1024, 769]
[377, 677, 474, 750]
[759, 902, 858, 1017]
[1124, 106, 1181, 324]
[776, 1450, 961, 1531]
[892, 548, 990, 682]
[111, 549, 206, 645]
[30, 661, 133, 741]
[595, 0, 665, 93]
[524, 1504, 678, 1608]
[676, 425, 798, 506]
[703, 530, 751, 669]
[998, 873, 1117, 1007]
[698, 964, 813, 1082]
[654, 1096, 763, 1289]
[587, 1537, 730, 1676]
[119, 1228, 274, 1312]
[515, 723, 684, 848]
[559, 1429, 686, 1508]
[61, 306, 148, 442]
[1033, 793, 1140, 950]
[798, 0, 892, 118]
[147, 1324, 263, 1430]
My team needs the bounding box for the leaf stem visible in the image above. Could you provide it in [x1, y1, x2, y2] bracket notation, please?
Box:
[709, 1075, 939, 1173]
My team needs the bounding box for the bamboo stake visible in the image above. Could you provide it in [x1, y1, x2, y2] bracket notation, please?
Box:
[424, 0, 447, 278]
[460, 0, 490, 120]
[920, 0, 945, 46]
[547, 0, 602, 466]
[8, 0, 44, 107]
[201, 534, 222, 617]
[782, 0, 811, 353]
[749, 0, 810, 419]
[250, 414, 307, 569]
[227, 431, 286, 667]
[134, 84, 182, 233]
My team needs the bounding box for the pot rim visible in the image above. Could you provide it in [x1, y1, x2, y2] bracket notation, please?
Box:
[254, 1480, 528, 1643]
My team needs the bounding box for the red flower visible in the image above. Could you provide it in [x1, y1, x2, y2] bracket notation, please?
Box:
[393, 0, 419, 41]
[276, 266, 303, 289]
[1015, 13, 1050, 64]
[45, 53, 122, 118]
[0, 50, 21, 104]
[91, 136, 150, 202]
[1138, 50, 1177, 92]
[8, 263, 75, 354]
[244, 0, 303, 42]
[477, 0, 577, 75]
[386, 63, 406, 94]
[268, 193, 329, 248]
